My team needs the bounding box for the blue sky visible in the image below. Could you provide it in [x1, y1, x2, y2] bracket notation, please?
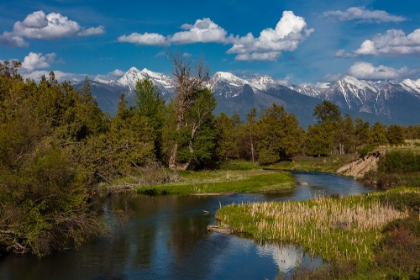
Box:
[1, 0, 419, 85]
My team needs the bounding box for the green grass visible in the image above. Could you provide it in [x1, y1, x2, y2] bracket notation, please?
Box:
[266, 154, 357, 173]
[218, 160, 261, 170]
[135, 169, 295, 195]
[216, 188, 420, 268]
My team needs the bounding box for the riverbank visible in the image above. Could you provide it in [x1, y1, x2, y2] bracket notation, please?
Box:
[216, 187, 420, 278]
[265, 155, 358, 173]
[132, 156, 360, 196]
[135, 168, 295, 195]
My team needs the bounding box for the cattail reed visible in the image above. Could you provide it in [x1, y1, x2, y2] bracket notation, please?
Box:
[217, 189, 420, 264]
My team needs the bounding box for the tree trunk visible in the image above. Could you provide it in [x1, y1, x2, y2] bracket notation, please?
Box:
[250, 133, 255, 163]
[168, 143, 178, 170]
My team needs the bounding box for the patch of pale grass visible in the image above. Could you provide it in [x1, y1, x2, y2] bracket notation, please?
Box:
[217, 191, 411, 264]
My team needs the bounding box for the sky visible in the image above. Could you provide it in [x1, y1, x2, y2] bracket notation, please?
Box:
[1, 0, 420, 85]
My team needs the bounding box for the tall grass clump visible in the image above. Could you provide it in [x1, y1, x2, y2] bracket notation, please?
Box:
[216, 189, 419, 266]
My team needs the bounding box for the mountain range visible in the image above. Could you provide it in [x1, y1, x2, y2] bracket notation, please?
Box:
[77, 67, 420, 127]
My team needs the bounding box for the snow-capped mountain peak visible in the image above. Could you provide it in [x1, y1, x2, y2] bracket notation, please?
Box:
[208, 72, 248, 89]
[338, 76, 379, 93]
[400, 78, 420, 96]
[110, 67, 175, 95]
[248, 75, 280, 91]
[289, 83, 323, 97]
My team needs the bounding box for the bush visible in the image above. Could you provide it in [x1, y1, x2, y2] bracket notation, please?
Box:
[375, 215, 420, 279]
[378, 150, 420, 174]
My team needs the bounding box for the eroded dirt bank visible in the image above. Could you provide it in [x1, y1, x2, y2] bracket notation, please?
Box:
[336, 151, 384, 179]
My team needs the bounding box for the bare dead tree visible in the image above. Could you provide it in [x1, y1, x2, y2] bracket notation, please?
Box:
[168, 52, 210, 170]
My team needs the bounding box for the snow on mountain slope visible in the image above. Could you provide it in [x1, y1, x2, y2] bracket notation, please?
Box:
[207, 72, 249, 98]
[112, 67, 175, 94]
[400, 79, 420, 97]
[208, 72, 248, 88]
[336, 76, 380, 105]
[289, 84, 323, 97]
[248, 75, 279, 91]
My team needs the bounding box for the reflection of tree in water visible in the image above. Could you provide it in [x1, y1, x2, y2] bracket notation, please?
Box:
[86, 194, 162, 278]
[106, 194, 164, 270]
[169, 215, 210, 260]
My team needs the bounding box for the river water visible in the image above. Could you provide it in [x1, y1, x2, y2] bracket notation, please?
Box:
[0, 171, 374, 280]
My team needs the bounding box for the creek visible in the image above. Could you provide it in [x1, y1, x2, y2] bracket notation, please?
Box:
[0, 171, 375, 280]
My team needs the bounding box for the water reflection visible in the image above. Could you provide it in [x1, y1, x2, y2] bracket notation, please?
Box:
[0, 172, 374, 280]
[257, 243, 322, 275]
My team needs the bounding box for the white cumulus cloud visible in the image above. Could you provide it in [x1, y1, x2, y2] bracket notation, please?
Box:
[0, 10, 104, 47]
[21, 52, 56, 71]
[227, 11, 313, 61]
[169, 18, 229, 44]
[79, 26, 105, 36]
[323, 7, 406, 23]
[347, 62, 416, 80]
[0, 31, 28, 47]
[117, 12, 313, 62]
[337, 28, 420, 57]
[117, 32, 167, 45]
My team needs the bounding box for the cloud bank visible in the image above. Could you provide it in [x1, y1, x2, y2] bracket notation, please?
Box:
[347, 62, 418, 80]
[323, 7, 406, 23]
[337, 28, 420, 57]
[0, 10, 104, 47]
[118, 11, 313, 61]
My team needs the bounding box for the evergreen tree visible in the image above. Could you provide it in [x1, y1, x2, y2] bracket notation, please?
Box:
[387, 124, 405, 146]
[307, 101, 342, 155]
[134, 78, 165, 159]
[371, 122, 388, 147]
[305, 124, 332, 157]
[215, 113, 239, 161]
[256, 104, 302, 165]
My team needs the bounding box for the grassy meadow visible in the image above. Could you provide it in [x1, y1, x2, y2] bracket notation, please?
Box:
[135, 168, 295, 195]
[132, 152, 375, 196]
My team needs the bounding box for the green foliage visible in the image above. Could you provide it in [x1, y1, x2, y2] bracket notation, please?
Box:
[256, 104, 303, 164]
[164, 88, 217, 169]
[370, 122, 388, 147]
[387, 124, 405, 145]
[305, 124, 332, 157]
[313, 100, 341, 124]
[0, 63, 106, 257]
[215, 113, 240, 160]
[234, 107, 259, 162]
[134, 79, 165, 159]
[378, 150, 420, 174]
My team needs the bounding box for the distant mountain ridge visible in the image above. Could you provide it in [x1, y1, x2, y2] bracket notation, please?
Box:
[75, 67, 420, 127]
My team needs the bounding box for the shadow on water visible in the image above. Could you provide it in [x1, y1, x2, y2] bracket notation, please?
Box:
[0, 172, 374, 280]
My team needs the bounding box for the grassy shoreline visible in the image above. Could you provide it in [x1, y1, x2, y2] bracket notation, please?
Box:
[216, 187, 420, 278]
[135, 168, 295, 195]
[133, 156, 357, 196]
